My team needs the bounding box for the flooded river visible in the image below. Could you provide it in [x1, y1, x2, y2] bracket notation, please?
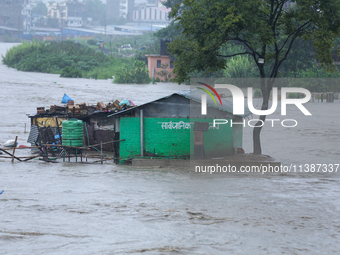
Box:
[1, 43, 340, 254]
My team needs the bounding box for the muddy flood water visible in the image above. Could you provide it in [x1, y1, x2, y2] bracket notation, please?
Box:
[1, 43, 340, 254]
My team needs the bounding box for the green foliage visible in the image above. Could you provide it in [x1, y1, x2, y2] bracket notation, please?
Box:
[2, 41, 110, 77]
[223, 55, 258, 78]
[155, 22, 183, 40]
[85, 58, 128, 79]
[60, 66, 83, 78]
[165, 0, 340, 154]
[288, 93, 304, 99]
[87, 39, 97, 45]
[83, 0, 106, 25]
[289, 64, 340, 79]
[286, 64, 340, 92]
[166, 0, 340, 84]
[253, 89, 262, 98]
[114, 60, 151, 84]
[278, 38, 316, 77]
[1, 39, 158, 83]
[32, 1, 47, 16]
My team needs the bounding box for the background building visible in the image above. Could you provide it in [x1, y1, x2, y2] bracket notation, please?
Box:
[0, 0, 28, 30]
[47, 2, 67, 27]
[106, 0, 134, 22]
[133, 0, 170, 25]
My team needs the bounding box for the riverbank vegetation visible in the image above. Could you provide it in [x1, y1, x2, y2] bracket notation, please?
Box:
[1, 40, 151, 83]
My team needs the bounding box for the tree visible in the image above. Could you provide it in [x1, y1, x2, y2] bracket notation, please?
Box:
[83, 0, 106, 25]
[32, 1, 47, 16]
[167, 0, 340, 154]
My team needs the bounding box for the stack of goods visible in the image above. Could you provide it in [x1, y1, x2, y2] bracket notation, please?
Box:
[35, 93, 136, 117]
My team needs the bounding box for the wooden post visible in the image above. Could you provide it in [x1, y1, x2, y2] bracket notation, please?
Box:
[11, 136, 18, 162]
[112, 140, 114, 164]
[101, 142, 103, 164]
[85, 148, 87, 163]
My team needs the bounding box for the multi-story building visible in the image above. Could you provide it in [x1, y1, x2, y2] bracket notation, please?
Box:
[22, 2, 32, 32]
[47, 2, 67, 27]
[133, 0, 170, 25]
[106, 0, 134, 22]
[0, 0, 29, 31]
[67, 16, 82, 27]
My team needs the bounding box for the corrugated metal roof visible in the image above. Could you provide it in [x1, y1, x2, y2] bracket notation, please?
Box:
[176, 89, 251, 117]
[107, 89, 251, 118]
[27, 125, 39, 144]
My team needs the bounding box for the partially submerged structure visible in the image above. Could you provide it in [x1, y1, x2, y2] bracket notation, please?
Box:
[107, 90, 250, 162]
[27, 90, 250, 164]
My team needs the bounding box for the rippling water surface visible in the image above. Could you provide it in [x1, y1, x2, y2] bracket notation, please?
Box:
[1, 43, 340, 254]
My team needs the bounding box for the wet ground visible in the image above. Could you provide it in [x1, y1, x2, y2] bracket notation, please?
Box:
[1, 43, 340, 254]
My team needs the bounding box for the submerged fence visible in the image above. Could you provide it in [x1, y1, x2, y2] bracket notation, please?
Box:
[0, 136, 125, 164]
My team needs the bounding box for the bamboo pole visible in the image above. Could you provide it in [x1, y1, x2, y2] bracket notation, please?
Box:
[0, 148, 22, 162]
[22, 155, 40, 162]
[0, 155, 39, 159]
[0, 139, 126, 151]
[1, 146, 42, 150]
[11, 136, 18, 162]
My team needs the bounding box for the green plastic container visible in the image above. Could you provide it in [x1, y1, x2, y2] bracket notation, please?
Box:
[62, 119, 84, 147]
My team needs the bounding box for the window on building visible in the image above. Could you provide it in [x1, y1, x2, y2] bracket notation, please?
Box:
[157, 60, 161, 68]
[170, 60, 174, 68]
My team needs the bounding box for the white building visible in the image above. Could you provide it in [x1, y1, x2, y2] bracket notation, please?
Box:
[67, 16, 82, 27]
[22, 3, 32, 32]
[47, 2, 67, 26]
[133, 7, 170, 24]
[133, 0, 170, 24]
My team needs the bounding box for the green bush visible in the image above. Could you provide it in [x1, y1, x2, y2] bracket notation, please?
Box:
[60, 66, 83, 78]
[223, 55, 258, 78]
[288, 92, 305, 99]
[114, 60, 151, 84]
[2, 41, 109, 75]
[253, 88, 262, 97]
[87, 39, 97, 45]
